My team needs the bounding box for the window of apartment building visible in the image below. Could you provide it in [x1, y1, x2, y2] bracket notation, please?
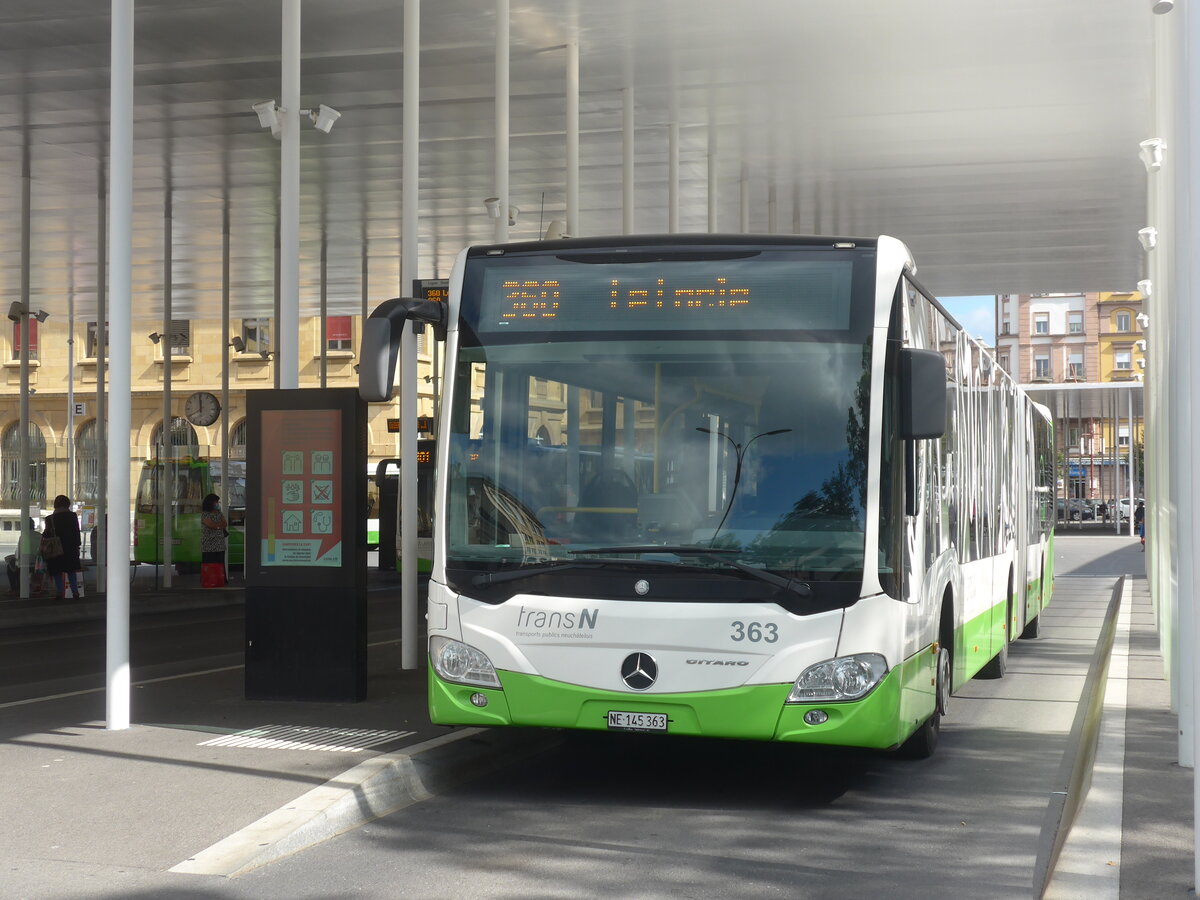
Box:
[1119, 425, 1130, 449]
[155, 320, 190, 357]
[241, 318, 270, 355]
[1069, 312, 1083, 334]
[1, 421, 46, 505]
[151, 417, 199, 451]
[1115, 311, 1131, 333]
[326, 316, 353, 352]
[1068, 353, 1084, 379]
[230, 419, 248, 459]
[1068, 426, 1082, 450]
[1115, 349, 1132, 370]
[998, 353, 1010, 372]
[1034, 313, 1049, 335]
[1034, 356, 1050, 379]
[10, 318, 37, 361]
[1001, 319, 1010, 335]
[86, 321, 109, 358]
[75, 419, 100, 504]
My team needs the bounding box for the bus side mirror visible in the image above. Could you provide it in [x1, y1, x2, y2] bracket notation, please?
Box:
[899, 348, 947, 440]
[358, 297, 447, 402]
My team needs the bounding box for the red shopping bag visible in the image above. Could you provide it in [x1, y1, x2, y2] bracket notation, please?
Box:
[200, 562, 226, 588]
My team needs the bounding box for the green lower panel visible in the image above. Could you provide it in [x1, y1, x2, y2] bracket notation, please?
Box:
[429, 652, 934, 750]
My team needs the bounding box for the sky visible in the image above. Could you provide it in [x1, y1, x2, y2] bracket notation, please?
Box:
[940, 295, 995, 345]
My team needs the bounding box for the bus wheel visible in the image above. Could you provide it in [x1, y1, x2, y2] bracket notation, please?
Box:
[977, 602, 1010, 679]
[896, 644, 949, 760]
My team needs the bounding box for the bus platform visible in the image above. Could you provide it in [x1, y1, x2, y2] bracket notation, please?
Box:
[0, 535, 1190, 898]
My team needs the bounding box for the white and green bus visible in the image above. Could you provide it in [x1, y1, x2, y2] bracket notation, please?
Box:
[361, 235, 1054, 758]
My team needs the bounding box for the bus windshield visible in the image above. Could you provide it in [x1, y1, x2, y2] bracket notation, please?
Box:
[445, 245, 878, 599]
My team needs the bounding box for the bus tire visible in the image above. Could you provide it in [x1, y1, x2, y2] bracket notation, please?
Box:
[978, 572, 1012, 679]
[896, 642, 950, 760]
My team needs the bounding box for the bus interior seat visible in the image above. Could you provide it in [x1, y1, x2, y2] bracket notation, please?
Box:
[575, 468, 638, 542]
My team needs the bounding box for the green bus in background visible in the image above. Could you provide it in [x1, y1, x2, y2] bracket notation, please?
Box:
[134, 456, 245, 572]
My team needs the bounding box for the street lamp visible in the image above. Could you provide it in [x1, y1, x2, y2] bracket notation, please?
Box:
[696, 426, 792, 539]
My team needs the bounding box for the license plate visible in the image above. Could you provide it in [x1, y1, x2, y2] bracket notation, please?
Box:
[607, 710, 668, 732]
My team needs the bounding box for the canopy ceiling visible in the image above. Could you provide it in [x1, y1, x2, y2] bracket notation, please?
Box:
[0, 0, 1154, 321]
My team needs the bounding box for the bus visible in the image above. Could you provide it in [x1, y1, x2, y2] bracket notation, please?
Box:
[134, 456, 245, 571]
[361, 234, 1055, 758]
[373, 443, 437, 573]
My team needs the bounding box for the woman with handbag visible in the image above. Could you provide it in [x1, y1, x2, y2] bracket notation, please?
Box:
[200, 493, 227, 588]
[43, 495, 81, 600]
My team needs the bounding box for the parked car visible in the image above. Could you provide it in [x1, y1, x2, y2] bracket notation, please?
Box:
[1114, 498, 1145, 521]
[1056, 498, 1095, 521]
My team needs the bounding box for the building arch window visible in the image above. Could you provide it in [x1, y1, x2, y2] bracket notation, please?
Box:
[230, 418, 248, 459]
[75, 419, 100, 503]
[1115, 310, 1132, 333]
[150, 417, 199, 455]
[1, 421, 47, 505]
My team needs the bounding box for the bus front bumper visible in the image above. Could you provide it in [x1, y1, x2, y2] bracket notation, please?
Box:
[428, 659, 929, 749]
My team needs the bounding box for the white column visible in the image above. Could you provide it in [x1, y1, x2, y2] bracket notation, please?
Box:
[95, 161, 108, 593]
[767, 180, 778, 234]
[494, 0, 509, 244]
[400, 0, 421, 670]
[279, 0, 301, 390]
[565, 39, 579, 238]
[623, 86, 634, 234]
[106, 0, 134, 732]
[739, 162, 750, 233]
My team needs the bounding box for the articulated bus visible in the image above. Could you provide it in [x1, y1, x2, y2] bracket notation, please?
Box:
[362, 235, 1054, 758]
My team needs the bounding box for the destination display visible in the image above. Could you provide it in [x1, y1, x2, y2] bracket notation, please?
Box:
[474, 255, 856, 334]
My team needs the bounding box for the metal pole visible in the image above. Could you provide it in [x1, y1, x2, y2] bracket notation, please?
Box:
[494, 0, 509, 243]
[1128, 387, 1136, 537]
[399, 0, 421, 669]
[96, 158, 107, 593]
[221, 200, 231, 577]
[707, 112, 718, 233]
[740, 161, 750, 233]
[18, 125, 31, 599]
[565, 39, 579, 238]
[279, 0, 301, 390]
[319, 237, 327, 388]
[668, 119, 680, 233]
[623, 86, 634, 234]
[106, 0, 133, 731]
[67, 290, 75, 500]
[161, 195, 174, 586]
[768, 180, 778, 234]
[273, 220, 281, 390]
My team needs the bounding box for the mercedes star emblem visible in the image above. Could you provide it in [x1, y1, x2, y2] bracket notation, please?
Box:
[634, 579, 650, 595]
[621, 652, 658, 690]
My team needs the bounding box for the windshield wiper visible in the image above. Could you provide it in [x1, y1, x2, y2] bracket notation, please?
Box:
[472, 560, 600, 587]
[569, 545, 813, 599]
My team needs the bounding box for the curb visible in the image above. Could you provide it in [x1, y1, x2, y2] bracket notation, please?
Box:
[0, 590, 245, 628]
[170, 726, 559, 877]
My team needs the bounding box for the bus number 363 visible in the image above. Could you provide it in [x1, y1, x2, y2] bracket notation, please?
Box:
[730, 621, 778, 643]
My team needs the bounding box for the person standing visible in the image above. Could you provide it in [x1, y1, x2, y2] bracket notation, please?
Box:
[44, 496, 82, 600]
[1134, 500, 1146, 550]
[200, 493, 227, 588]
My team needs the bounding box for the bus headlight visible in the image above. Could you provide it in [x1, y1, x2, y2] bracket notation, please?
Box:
[429, 636, 502, 689]
[786, 653, 888, 703]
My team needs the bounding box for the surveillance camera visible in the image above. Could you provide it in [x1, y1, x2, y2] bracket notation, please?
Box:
[310, 104, 341, 134]
[252, 100, 279, 131]
[1138, 226, 1158, 251]
[1139, 138, 1165, 172]
[484, 197, 502, 218]
[508, 205, 520, 227]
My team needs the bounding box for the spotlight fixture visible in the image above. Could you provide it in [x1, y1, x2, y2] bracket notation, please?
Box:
[307, 104, 341, 134]
[148, 332, 162, 344]
[7, 301, 24, 322]
[1153, 0, 1174, 14]
[259, 349, 274, 360]
[484, 197, 502, 218]
[33, 310, 48, 323]
[1137, 226, 1158, 251]
[1136, 312, 1151, 329]
[229, 336, 246, 353]
[507, 205, 520, 227]
[1139, 138, 1165, 172]
[252, 99, 280, 138]
[1137, 278, 1152, 298]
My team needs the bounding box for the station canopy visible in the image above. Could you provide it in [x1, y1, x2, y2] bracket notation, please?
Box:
[0, 0, 1152, 324]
